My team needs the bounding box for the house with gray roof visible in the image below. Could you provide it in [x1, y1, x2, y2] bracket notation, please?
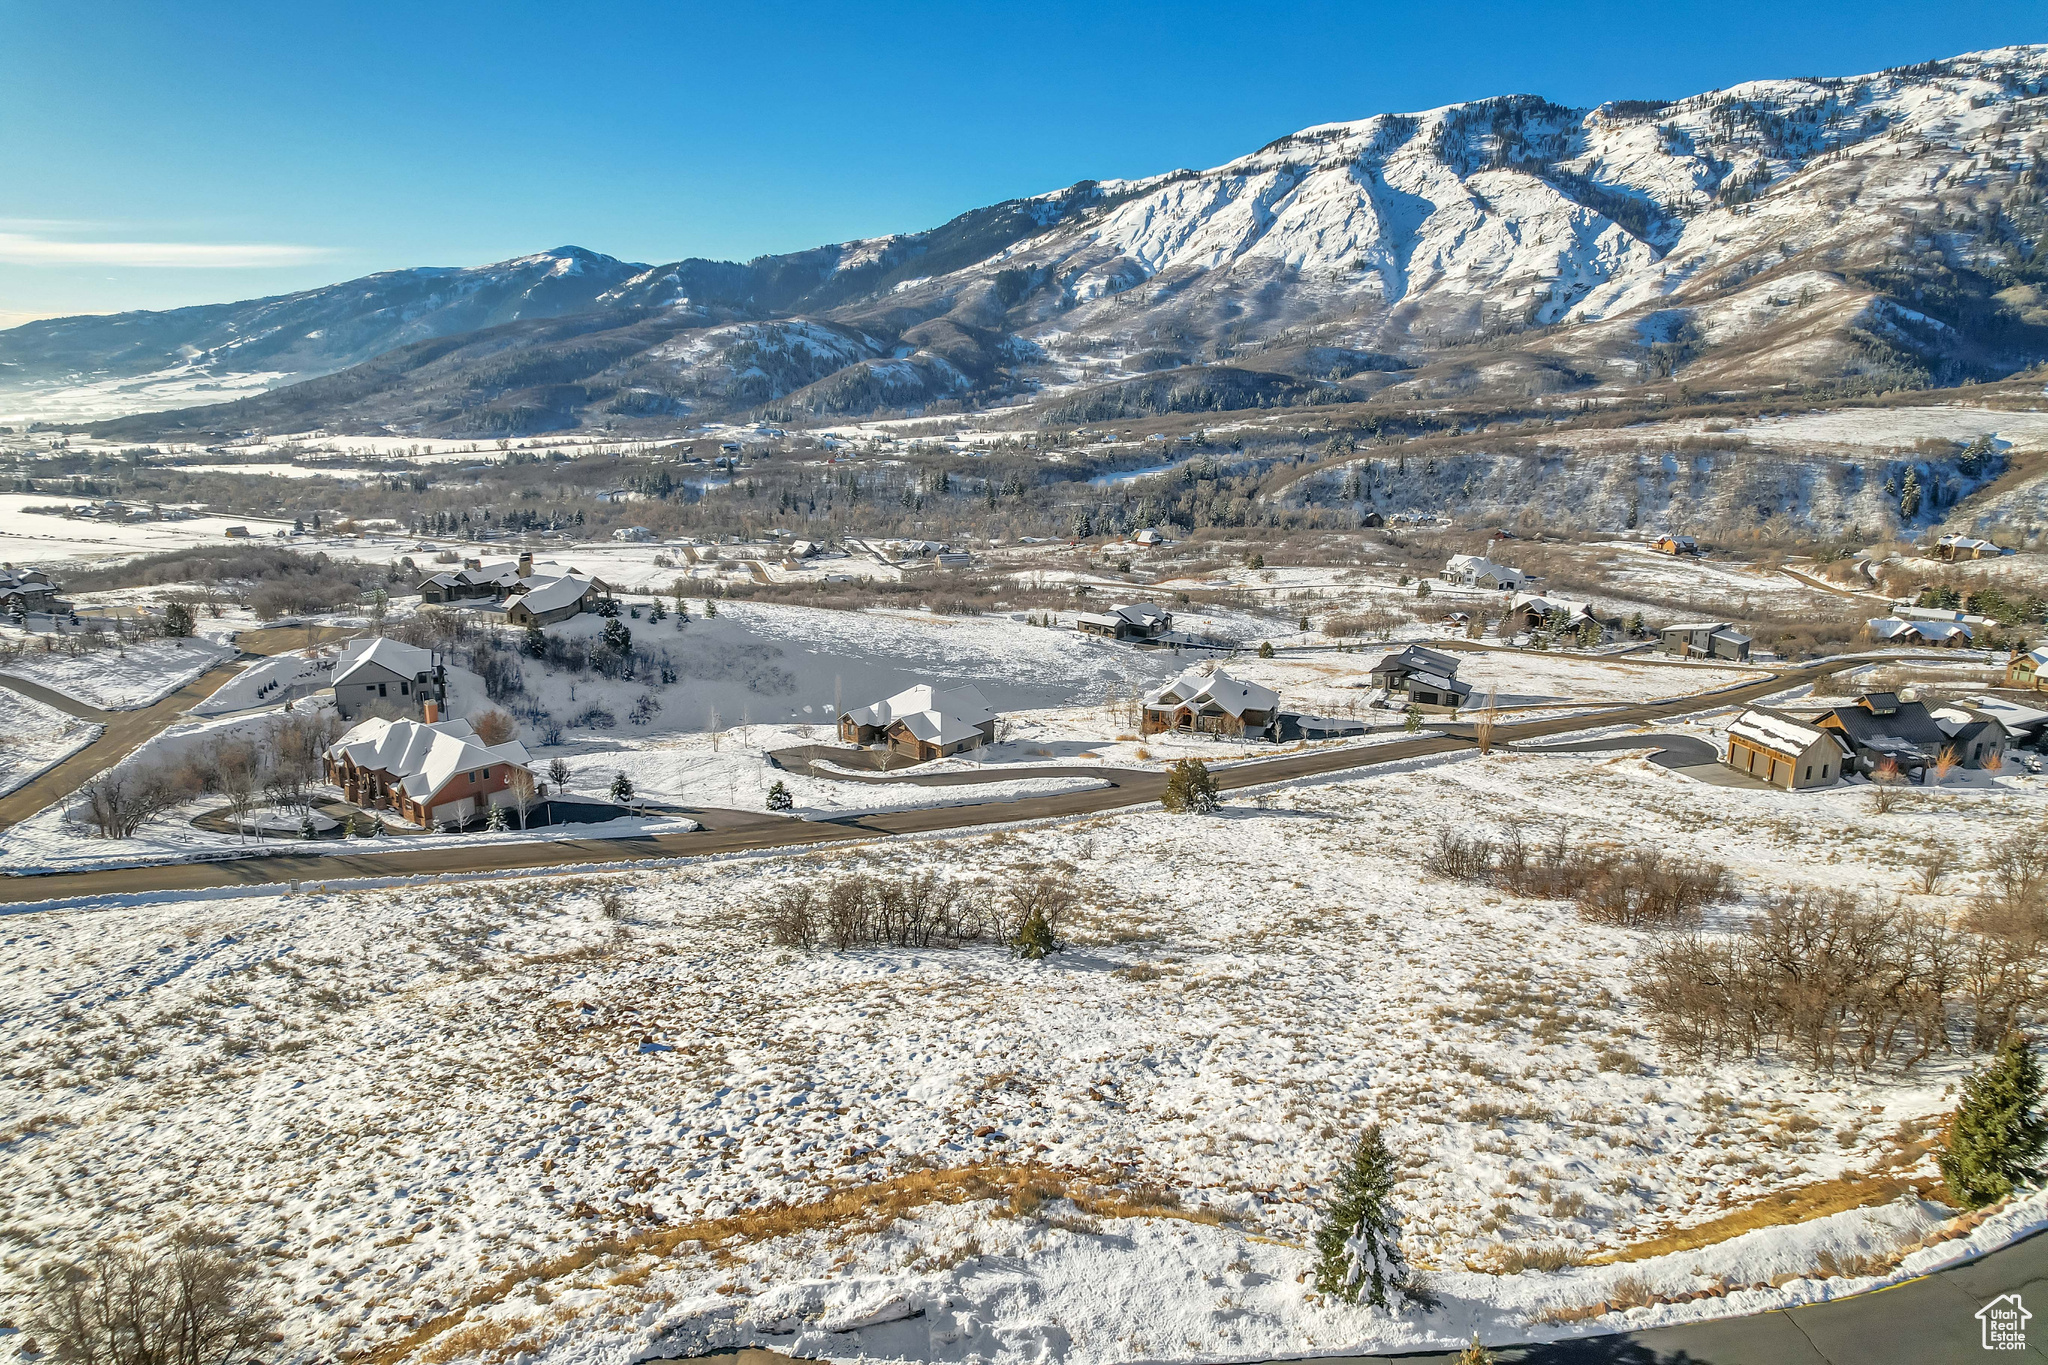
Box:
[838, 683, 1000, 762]
[1142, 668, 1281, 740]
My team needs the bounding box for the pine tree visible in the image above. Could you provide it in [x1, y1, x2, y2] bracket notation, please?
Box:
[1015, 910, 1057, 960]
[765, 780, 794, 811]
[1404, 707, 1423, 733]
[1258, 640, 1276, 658]
[609, 773, 635, 807]
[1455, 1338, 1497, 1365]
[525, 625, 548, 658]
[1161, 758, 1219, 814]
[1314, 1124, 1408, 1308]
[486, 802, 507, 831]
[1940, 1032, 2048, 1209]
[298, 815, 316, 840]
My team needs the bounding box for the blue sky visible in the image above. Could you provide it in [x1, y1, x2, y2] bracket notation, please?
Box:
[1, 0, 2041, 325]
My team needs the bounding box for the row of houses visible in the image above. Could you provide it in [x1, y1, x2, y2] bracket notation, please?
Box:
[1724, 691, 2012, 790]
[832, 665, 1285, 762]
[417, 552, 608, 627]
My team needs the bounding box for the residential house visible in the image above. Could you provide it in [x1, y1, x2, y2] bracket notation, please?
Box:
[1075, 602, 1174, 641]
[1868, 617, 1974, 647]
[1963, 693, 2048, 746]
[506, 574, 602, 627]
[1723, 709, 1846, 790]
[1816, 692, 2005, 778]
[838, 683, 1000, 762]
[322, 712, 537, 829]
[1141, 668, 1281, 740]
[1368, 644, 1474, 711]
[1513, 593, 1613, 639]
[2007, 648, 2048, 690]
[1935, 533, 2002, 561]
[611, 526, 656, 542]
[330, 638, 446, 722]
[1650, 534, 1701, 556]
[1660, 621, 1754, 662]
[1441, 554, 1528, 591]
[0, 566, 64, 615]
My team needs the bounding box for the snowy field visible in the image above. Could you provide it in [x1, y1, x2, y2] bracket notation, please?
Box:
[0, 493, 299, 568]
[0, 685, 101, 797]
[4, 742, 2039, 1364]
[0, 635, 233, 710]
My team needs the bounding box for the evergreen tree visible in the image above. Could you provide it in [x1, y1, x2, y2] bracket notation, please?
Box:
[1314, 1124, 1408, 1308]
[601, 617, 632, 654]
[1455, 1338, 1497, 1365]
[1404, 707, 1423, 733]
[298, 815, 316, 841]
[486, 802, 508, 832]
[609, 772, 635, 807]
[162, 601, 195, 638]
[1901, 468, 1923, 520]
[1940, 1032, 2048, 1209]
[1161, 758, 1219, 814]
[1015, 910, 1057, 959]
[765, 780, 794, 811]
[1258, 640, 1276, 658]
[525, 625, 548, 658]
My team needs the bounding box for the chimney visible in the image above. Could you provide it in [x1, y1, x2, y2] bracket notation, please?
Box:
[423, 699, 440, 724]
[517, 551, 533, 578]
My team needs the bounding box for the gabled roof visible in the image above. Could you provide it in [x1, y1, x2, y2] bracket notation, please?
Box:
[1370, 644, 1463, 678]
[1824, 696, 1950, 755]
[335, 637, 436, 686]
[326, 715, 531, 802]
[843, 683, 997, 745]
[1146, 668, 1279, 717]
[1662, 620, 1730, 634]
[1514, 591, 1594, 618]
[505, 574, 595, 616]
[1112, 602, 1171, 626]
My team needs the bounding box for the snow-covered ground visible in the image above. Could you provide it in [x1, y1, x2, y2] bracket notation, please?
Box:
[0, 684, 101, 797]
[0, 634, 233, 709]
[5, 739, 2039, 1364]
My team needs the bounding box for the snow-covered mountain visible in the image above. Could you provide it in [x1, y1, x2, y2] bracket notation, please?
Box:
[0, 247, 647, 418]
[27, 44, 2048, 436]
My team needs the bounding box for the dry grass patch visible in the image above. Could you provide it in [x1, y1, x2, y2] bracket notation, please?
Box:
[370, 1162, 1219, 1364]
[1586, 1173, 1939, 1265]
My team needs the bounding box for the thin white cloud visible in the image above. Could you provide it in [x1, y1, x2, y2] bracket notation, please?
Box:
[0, 233, 337, 268]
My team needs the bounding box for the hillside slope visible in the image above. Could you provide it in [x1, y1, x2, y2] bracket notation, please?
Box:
[26, 44, 2048, 438]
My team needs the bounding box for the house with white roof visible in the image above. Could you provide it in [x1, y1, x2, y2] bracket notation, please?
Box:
[838, 683, 1000, 762]
[1441, 554, 1527, 591]
[1867, 616, 1974, 647]
[1935, 532, 2002, 561]
[1723, 709, 1846, 790]
[1142, 668, 1281, 740]
[0, 566, 64, 616]
[2008, 647, 2048, 691]
[1075, 602, 1175, 641]
[322, 713, 536, 829]
[505, 573, 601, 627]
[331, 638, 445, 722]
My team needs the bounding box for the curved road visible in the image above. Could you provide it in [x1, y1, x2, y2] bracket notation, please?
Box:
[0, 653, 1870, 906]
[1339, 1226, 2048, 1362]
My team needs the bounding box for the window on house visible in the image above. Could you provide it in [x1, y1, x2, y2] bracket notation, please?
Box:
[1804, 766, 1811, 780]
[377, 683, 387, 697]
[468, 771, 477, 784]
[401, 681, 409, 695]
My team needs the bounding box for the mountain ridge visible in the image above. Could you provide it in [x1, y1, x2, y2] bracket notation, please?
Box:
[9, 43, 2048, 435]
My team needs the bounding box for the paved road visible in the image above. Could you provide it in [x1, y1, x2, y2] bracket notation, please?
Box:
[768, 744, 1148, 789]
[1519, 733, 1720, 769]
[0, 662, 245, 830]
[1334, 1227, 2048, 1362]
[0, 653, 1863, 906]
[0, 626, 365, 834]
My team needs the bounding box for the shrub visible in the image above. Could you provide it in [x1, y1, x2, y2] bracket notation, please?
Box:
[1939, 1032, 2048, 1209]
[32, 1231, 278, 1365]
[162, 600, 196, 638]
[1161, 758, 1219, 814]
[765, 780, 794, 811]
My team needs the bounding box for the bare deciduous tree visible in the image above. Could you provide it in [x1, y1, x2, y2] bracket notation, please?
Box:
[33, 1231, 278, 1365]
[507, 767, 537, 829]
[471, 708, 517, 746]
